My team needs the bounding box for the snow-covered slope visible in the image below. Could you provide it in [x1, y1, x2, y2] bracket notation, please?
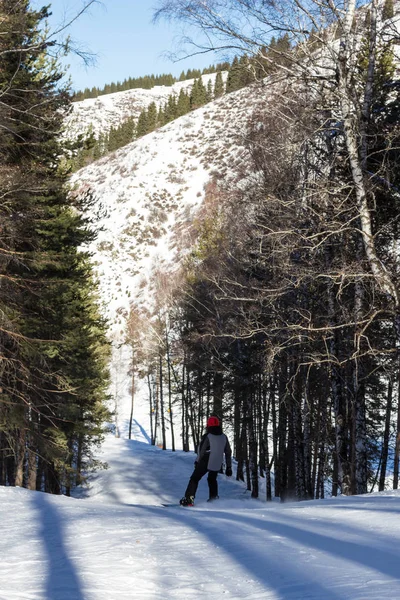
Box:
[65, 73, 227, 140]
[69, 12, 400, 334]
[70, 81, 267, 327]
[2, 418, 400, 600]
[68, 6, 400, 333]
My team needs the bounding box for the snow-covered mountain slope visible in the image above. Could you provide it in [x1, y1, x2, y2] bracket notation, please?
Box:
[69, 12, 400, 334]
[65, 72, 227, 141]
[70, 81, 267, 328]
[2, 418, 400, 600]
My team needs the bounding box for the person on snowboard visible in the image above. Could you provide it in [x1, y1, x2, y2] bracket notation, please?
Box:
[180, 416, 232, 506]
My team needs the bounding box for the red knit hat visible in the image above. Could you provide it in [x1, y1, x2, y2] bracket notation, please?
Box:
[207, 416, 220, 427]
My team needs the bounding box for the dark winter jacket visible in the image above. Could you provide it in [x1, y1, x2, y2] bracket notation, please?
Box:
[196, 425, 232, 472]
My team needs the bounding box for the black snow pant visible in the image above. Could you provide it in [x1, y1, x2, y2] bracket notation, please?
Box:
[185, 459, 218, 499]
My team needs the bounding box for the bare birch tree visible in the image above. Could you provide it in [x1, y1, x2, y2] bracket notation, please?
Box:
[155, 0, 400, 324]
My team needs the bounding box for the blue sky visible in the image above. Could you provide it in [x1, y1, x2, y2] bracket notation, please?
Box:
[31, 1, 220, 92]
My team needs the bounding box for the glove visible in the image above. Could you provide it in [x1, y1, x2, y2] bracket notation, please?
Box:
[226, 467, 232, 477]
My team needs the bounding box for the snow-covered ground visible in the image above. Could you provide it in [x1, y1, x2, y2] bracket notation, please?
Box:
[2, 408, 400, 600]
[70, 79, 268, 329]
[10, 23, 398, 598]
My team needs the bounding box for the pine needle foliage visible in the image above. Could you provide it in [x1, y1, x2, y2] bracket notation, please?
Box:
[0, 0, 111, 493]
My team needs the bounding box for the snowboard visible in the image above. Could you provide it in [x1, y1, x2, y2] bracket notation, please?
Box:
[161, 502, 194, 508]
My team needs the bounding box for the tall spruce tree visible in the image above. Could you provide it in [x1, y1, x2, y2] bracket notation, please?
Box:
[0, 0, 110, 492]
[206, 79, 213, 102]
[214, 71, 225, 98]
[136, 108, 149, 137]
[226, 56, 242, 92]
[164, 94, 178, 122]
[177, 89, 191, 116]
[146, 102, 159, 132]
[190, 78, 207, 108]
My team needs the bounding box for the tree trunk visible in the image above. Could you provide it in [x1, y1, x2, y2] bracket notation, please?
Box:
[247, 386, 258, 498]
[76, 431, 84, 487]
[303, 377, 313, 499]
[244, 426, 251, 492]
[270, 375, 279, 498]
[45, 462, 61, 495]
[338, 0, 399, 310]
[27, 444, 37, 491]
[292, 368, 308, 500]
[353, 371, 367, 495]
[353, 275, 367, 495]
[0, 432, 4, 486]
[236, 421, 246, 483]
[233, 381, 241, 459]
[277, 361, 288, 500]
[328, 279, 351, 495]
[128, 370, 134, 440]
[316, 438, 326, 500]
[263, 377, 273, 501]
[154, 375, 159, 446]
[186, 374, 198, 451]
[147, 373, 155, 445]
[184, 367, 190, 451]
[312, 392, 321, 498]
[15, 428, 26, 487]
[315, 385, 328, 500]
[258, 375, 266, 478]
[379, 377, 393, 491]
[393, 367, 400, 489]
[159, 354, 167, 450]
[166, 332, 175, 451]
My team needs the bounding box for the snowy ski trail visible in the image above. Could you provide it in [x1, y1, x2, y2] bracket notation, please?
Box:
[1, 418, 400, 599]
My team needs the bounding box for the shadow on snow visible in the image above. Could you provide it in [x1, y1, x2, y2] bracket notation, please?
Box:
[31, 493, 85, 600]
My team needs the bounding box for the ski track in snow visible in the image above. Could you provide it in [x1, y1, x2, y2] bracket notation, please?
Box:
[2, 413, 400, 600]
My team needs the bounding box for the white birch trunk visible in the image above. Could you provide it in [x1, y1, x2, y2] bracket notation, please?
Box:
[338, 0, 399, 307]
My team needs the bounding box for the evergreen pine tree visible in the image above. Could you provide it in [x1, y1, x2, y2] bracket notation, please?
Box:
[268, 36, 277, 55]
[206, 79, 213, 102]
[190, 78, 207, 108]
[274, 33, 292, 68]
[226, 56, 242, 92]
[92, 134, 103, 161]
[177, 89, 191, 116]
[0, 0, 110, 492]
[239, 54, 254, 86]
[157, 104, 166, 125]
[108, 126, 119, 152]
[382, 0, 394, 21]
[136, 108, 149, 137]
[147, 102, 158, 132]
[164, 95, 178, 122]
[214, 71, 225, 98]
